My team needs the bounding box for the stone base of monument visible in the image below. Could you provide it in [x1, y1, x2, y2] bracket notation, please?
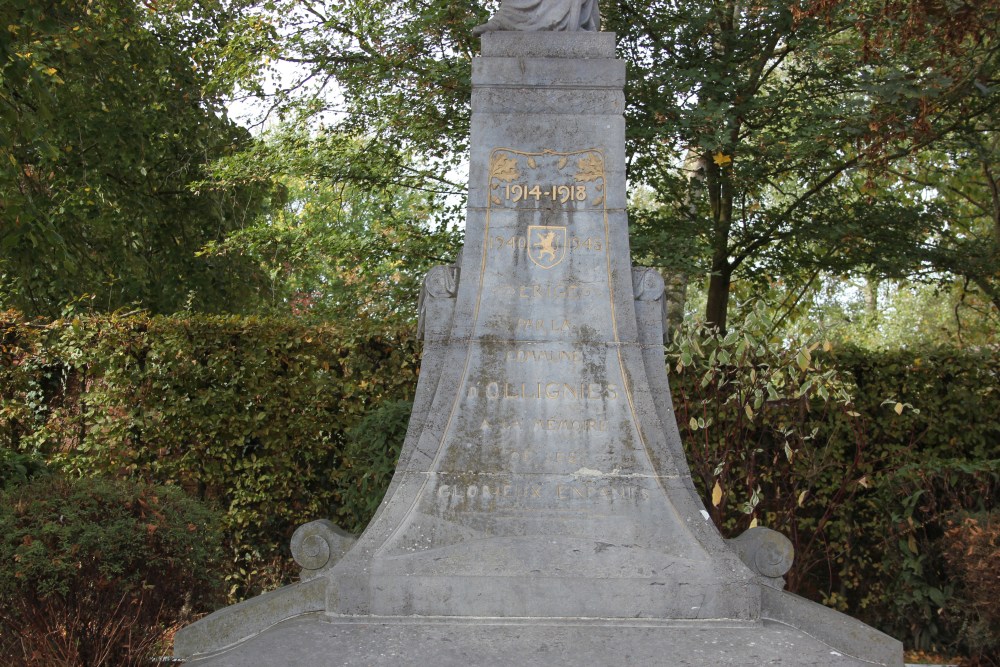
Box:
[180, 605, 897, 667]
[186, 619, 876, 666]
[175, 31, 903, 666]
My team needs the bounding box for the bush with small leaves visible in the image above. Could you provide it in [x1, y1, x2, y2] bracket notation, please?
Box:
[0, 475, 225, 667]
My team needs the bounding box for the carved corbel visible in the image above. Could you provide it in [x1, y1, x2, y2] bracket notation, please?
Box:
[631, 267, 670, 343]
[726, 526, 795, 590]
[290, 520, 356, 581]
[416, 251, 461, 341]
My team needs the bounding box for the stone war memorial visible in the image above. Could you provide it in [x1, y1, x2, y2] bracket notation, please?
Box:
[175, 5, 904, 665]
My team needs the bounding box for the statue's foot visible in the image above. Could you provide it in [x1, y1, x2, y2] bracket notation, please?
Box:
[472, 19, 503, 36]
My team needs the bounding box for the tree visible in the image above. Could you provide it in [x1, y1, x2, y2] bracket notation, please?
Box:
[208, 0, 480, 203]
[202, 125, 461, 325]
[610, 0, 999, 331]
[194, 0, 999, 331]
[0, 0, 268, 316]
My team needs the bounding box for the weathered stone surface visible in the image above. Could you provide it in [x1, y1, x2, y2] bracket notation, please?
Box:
[172, 578, 326, 658]
[174, 30, 904, 666]
[182, 613, 890, 667]
[726, 526, 795, 590]
[481, 31, 615, 58]
[291, 520, 356, 580]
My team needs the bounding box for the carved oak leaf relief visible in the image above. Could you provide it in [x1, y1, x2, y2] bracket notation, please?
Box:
[574, 153, 605, 206]
[574, 153, 604, 183]
[489, 152, 520, 204]
[489, 152, 520, 183]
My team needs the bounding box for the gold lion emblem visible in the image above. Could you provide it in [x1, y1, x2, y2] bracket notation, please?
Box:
[527, 225, 566, 269]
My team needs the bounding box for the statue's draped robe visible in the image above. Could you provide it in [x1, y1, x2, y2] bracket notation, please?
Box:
[482, 0, 600, 32]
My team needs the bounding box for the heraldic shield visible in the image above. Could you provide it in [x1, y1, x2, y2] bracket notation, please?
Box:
[527, 224, 567, 269]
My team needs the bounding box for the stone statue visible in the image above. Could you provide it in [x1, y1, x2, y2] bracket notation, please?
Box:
[473, 0, 600, 35]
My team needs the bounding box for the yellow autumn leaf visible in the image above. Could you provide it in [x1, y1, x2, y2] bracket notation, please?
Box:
[823, 340, 833, 352]
[749, 517, 758, 528]
[797, 490, 808, 507]
[44, 67, 58, 75]
[894, 402, 904, 415]
[712, 151, 732, 166]
[711, 480, 723, 507]
[744, 403, 754, 420]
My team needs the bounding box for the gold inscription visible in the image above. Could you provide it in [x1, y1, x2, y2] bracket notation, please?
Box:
[534, 418, 608, 432]
[517, 318, 571, 334]
[505, 349, 581, 364]
[489, 235, 604, 252]
[471, 381, 619, 401]
[556, 484, 651, 501]
[501, 183, 588, 204]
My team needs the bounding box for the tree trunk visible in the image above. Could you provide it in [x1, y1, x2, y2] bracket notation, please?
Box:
[705, 262, 731, 333]
[863, 277, 879, 317]
[703, 152, 735, 333]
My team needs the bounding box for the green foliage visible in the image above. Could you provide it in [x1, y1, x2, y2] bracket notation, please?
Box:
[830, 346, 1000, 650]
[201, 125, 462, 324]
[610, 0, 1000, 328]
[0, 310, 419, 599]
[786, 278, 999, 351]
[669, 302, 867, 595]
[0, 474, 225, 666]
[0, 447, 48, 490]
[669, 306, 1000, 651]
[2, 308, 997, 654]
[337, 399, 413, 532]
[941, 513, 1000, 663]
[0, 0, 268, 316]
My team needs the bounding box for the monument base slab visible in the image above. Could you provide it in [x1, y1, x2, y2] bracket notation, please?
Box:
[181, 612, 893, 666]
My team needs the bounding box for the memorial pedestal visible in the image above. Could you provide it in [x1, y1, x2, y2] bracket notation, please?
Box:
[175, 32, 903, 666]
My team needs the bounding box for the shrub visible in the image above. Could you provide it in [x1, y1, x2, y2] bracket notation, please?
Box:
[336, 399, 413, 533]
[0, 475, 225, 666]
[668, 302, 869, 598]
[0, 447, 48, 489]
[942, 513, 1000, 665]
[2, 309, 998, 653]
[835, 348, 1000, 652]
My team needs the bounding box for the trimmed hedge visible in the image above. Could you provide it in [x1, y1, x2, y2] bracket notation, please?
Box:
[668, 332, 1000, 653]
[1, 310, 997, 653]
[0, 310, 418, 598]
[825, 347, 1000, 651]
